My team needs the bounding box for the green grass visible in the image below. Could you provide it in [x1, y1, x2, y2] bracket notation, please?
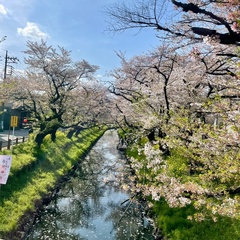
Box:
[0, 126, 107, 238]
[153, 199, 240, 240]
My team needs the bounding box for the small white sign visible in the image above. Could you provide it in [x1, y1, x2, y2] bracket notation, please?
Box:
[0, 155, 12, 184]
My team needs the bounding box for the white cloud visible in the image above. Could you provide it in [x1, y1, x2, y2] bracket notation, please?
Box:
[17, 22, 49, 40]
[0, 4, 7, 15]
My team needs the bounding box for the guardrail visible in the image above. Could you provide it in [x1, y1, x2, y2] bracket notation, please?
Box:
[0, 137, 29, 151]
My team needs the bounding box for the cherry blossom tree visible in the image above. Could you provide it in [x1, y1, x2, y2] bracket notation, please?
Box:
[106, 0, 240, 45]
[108, 44, 240, 221]
[65, 80, 112, 138]
[106, 0, 240, 80]
[12, 40, 99, 146]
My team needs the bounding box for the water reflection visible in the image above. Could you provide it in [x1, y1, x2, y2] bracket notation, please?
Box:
[26, 130, 154, 240]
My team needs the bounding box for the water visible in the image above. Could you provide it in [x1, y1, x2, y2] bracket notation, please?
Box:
[26, 130, 154, 240]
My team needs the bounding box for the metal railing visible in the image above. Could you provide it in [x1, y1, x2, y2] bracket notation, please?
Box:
[0, 136, 28, 151]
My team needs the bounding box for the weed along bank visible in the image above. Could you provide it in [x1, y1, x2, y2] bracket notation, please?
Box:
[0, 127, 107, 240]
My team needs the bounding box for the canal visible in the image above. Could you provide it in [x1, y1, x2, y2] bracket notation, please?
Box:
[25, 130, 155, 240]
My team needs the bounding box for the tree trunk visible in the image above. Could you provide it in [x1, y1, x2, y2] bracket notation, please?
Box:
[35, 132, 48, 147]
[67, 129, 75, 139]
[35, 120, 61, 147]
[51, 129, 57, 142]
[51, 124, 61, 142]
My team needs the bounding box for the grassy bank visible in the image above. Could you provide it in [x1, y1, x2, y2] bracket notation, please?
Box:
[124, 138, 240, 240]
[152, 199, 240, 240]
[0, 126, 107, 239]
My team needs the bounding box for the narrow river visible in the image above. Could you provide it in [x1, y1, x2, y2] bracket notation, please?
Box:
[25, 130, 154, 240]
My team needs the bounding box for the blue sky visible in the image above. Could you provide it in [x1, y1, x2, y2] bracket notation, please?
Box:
[0, 0, 160, 80]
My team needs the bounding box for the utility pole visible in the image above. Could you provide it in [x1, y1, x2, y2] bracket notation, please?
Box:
[3, 51, 7, 80]
[3, 50, 19, 80]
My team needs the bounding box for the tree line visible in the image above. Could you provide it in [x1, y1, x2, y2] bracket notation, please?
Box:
[106, 0, 240, 222]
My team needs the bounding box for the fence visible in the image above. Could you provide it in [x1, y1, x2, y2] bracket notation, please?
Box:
[0, 136, 28, 151]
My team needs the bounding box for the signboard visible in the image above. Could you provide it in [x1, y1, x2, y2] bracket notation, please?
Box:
[0, 155, 12, 184]
[10, 116, 18, 127]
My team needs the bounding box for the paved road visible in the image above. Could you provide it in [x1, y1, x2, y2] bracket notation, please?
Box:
[0, 129, 29, 142]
